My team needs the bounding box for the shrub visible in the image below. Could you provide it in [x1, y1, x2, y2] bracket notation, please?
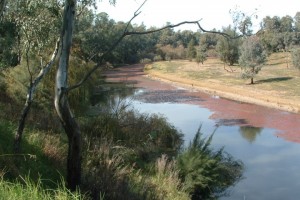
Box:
[81, 98, 183, 166]
[177, 127, 244, 199]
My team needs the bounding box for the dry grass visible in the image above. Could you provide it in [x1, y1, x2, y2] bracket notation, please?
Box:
[145, 52, 300, 113]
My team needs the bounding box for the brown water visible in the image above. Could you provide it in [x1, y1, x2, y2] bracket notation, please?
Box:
[103, 64, 300, 200]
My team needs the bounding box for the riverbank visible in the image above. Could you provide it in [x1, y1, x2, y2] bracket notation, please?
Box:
[144, 55, 300, 113]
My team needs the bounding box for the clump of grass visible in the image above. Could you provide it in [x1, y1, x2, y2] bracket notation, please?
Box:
[177, 127, 244, 199]
[0, 176, 87, 200]
[82, 138, 135, 200]
[81, 97, 183, 167]
[150, 154, 190, 200]
[0, 119, 65, 186]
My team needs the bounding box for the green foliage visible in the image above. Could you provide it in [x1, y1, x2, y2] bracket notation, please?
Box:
[80, 98, 186, 199]
[216, 26, 240, 66]
[239, 36, 267, 84]
[0, 20, 18, 69]
[177, 127, 244, 199]
[187, 39, 197, 60]
[0, 120, 65, 183]
[81, 98, 183, 166]
[292, 48, 300, 69]
[196, 46, 207, 65]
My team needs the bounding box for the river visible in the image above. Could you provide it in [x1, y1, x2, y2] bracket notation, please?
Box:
[103, 64, 300, 200]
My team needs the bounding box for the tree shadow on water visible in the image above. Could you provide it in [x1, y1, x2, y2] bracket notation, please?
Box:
[239, 125, 262, 143]
[255, 77, 293, 84]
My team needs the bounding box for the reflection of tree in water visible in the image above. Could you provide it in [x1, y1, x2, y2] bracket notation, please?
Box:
[91, 81, 136, 106]
[239, 126, 262, 143]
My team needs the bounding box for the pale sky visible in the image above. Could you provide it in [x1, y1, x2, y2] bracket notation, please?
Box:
[97, 0, 300, 31]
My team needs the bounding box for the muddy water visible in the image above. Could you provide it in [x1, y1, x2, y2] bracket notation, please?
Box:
[103, 65, 300, 200]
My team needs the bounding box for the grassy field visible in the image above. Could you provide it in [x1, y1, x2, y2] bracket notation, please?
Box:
[144, 52, 300, 113]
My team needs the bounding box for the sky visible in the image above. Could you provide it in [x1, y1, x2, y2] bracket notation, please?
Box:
[97, 0, 300, 32]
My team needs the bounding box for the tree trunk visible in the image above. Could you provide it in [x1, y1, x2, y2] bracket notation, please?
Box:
[14, 39, 59, 153]
[55, 96, 82, 191]
[54, 0, 80, 191]
[14, 94, 32, 153]
[250, 67, 255, 84]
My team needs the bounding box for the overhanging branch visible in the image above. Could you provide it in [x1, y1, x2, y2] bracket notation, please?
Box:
[67, 0, 247, 92]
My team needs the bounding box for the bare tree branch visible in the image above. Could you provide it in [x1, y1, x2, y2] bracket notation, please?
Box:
[67, 0, 248, 92]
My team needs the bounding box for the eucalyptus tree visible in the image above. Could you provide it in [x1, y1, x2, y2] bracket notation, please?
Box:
[199, 31, 219, 55]
[195, 45, 207, 65]
[239, 36, 267, 84]
[216, 26, 240, 66]
[54, 0, 208, 190]
[8, 0, 250, 191]
[2, 0, 62, 152]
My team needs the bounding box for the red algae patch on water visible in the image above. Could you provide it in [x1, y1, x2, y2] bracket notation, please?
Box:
[103, 64, 300, 144]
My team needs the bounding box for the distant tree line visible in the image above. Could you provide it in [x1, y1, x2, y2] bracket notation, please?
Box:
[1, 5, 300, 69]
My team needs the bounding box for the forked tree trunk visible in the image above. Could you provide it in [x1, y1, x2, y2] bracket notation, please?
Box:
[14, 39, 59, 153]
[54, 0, 81, 191]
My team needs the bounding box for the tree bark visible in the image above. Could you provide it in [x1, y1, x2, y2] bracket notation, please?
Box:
[14, 94, 32, 153]
[14, 39, 60, 153]
[54, 0, 81, 191]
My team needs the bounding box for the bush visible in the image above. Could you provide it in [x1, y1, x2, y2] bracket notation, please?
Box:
[177, 127, 244, 199]
[81, 98, 183, 167]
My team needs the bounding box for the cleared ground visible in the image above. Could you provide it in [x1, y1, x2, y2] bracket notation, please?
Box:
[144, 52, 300, 113]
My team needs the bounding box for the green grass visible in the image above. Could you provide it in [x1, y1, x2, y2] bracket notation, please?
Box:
[0, 119, 87, 199]
[0, 176, 87, 200]
[0, 120, 65, 183]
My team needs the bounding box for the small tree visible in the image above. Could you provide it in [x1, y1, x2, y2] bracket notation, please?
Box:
[195, 45, 207, 65]
[187, 38, 197, 61]
[292, 48, 300, 70]
[239, 36, 267, 84]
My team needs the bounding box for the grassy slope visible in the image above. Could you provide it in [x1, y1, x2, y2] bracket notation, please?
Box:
[145, 52, 300, 113]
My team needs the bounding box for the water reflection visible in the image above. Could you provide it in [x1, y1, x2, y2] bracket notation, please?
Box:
[239, 126, 263, 143]
[101, 66, 300, 199]
[91, 80, 135, 106]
